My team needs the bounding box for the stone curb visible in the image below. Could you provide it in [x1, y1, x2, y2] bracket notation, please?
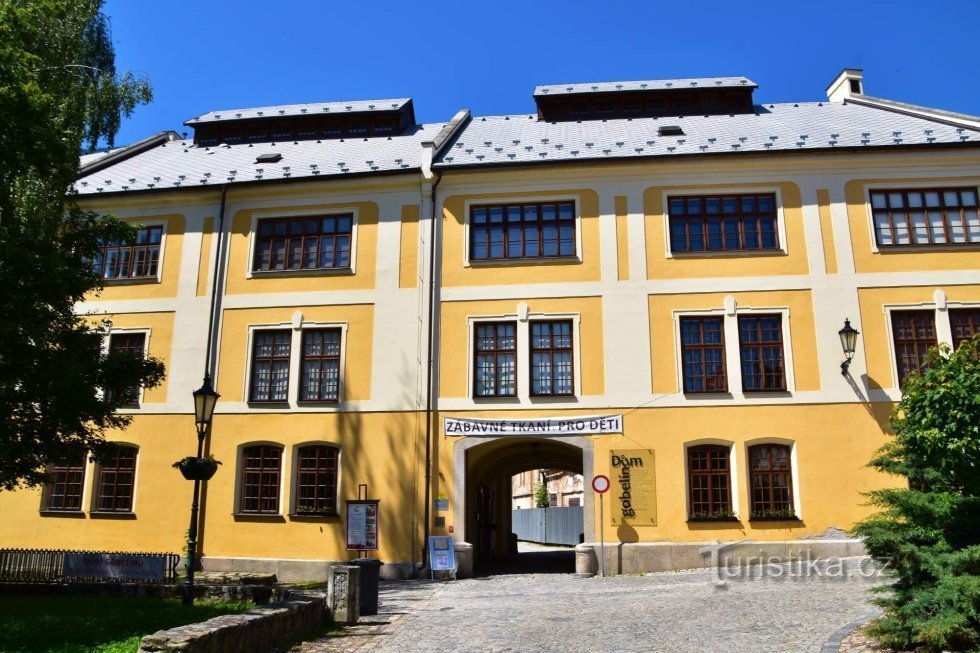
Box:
[821, 612, 878, 653]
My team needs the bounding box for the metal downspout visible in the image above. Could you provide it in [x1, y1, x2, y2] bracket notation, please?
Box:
[422, 171, 442, 570]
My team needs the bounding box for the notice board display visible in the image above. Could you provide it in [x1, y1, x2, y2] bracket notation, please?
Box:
[346, 500, 380, 551]
[428, 535, 456, 572]
[62, 553, 166, 581]
[609, 449, 657, 526]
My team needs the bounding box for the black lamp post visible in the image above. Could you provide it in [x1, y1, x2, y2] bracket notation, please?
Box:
[839, 318, 860, 375]
[182, 374, 219, 606]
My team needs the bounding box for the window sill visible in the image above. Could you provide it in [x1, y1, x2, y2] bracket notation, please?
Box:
[248, 267, 353, 279]
[102, 277, 162, 286]
[687, 516, 741, 523]
[667, 249, 785, 259]
[741, 389, 791, 397]
[529, 394, 577, 402]
[289, 512, 340, 520]
[748, 515, 801, 523]
[874, 242, 980, 254]
[90, 511, 136, 519]
[466, 255, 581, 268]
[472, 395, 520, 403]
[246, 401, 291, 408]
[682, 391, 732, 398]
[233, 513, 286, 522]
[39, 509, 85, 518]
[296, 399, 341, 407]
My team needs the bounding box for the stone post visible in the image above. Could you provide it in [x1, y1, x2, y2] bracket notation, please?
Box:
[328, 565, 360, 625]
[575, 543, 598, 577]
[454, 542, 474, 579]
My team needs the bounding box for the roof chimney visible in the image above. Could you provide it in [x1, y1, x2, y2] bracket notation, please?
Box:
[826, 68, 864, 102]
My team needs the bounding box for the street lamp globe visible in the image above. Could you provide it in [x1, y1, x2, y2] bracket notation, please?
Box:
[193, 375, 219, 433]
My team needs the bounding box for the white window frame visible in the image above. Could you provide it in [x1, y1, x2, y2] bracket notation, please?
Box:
[235, 441, 286, 517]
[683, 439, 740, 520]
[104, 327, 152, 409]
[863, 182, 980, 253]
[744, 438, 801, 521]
[246, 207, 360, 278]
[90, 442, 140, 515]
[463, 195, 584, 267]
[662, 187, 789, 259]
[467, 311, 583, 401]
[672, 304, 795, 396]
[100, 218, 168, 284]
[288, 441, 342, 516]
[244, 321, 349, 406]
[882, 296, 974, 389]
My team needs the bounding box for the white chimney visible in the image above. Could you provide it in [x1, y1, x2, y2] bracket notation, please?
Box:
[826, 68, 864, 102]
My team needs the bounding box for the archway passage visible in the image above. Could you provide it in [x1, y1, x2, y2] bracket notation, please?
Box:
[462, 437, 587, 575]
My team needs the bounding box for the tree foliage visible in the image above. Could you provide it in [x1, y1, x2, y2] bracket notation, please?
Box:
[855, 336, 980, 652]
[534, 478, 550, 508]
[0, 0, 164, 490]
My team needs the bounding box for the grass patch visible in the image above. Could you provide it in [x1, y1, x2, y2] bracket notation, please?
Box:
[0, 595, 253, 653]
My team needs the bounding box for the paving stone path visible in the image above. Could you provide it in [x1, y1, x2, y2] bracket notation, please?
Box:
[292, 558, 885, 653]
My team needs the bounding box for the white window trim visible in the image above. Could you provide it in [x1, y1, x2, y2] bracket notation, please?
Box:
[105, 327, 152, 410]
[863, 182, 980, 254]
[661, 186, 789, 259]
[882, 297, 972, 389]
[90, 443, 139, 515]
[288, 441, 342, 516]
[101, 218, 168, 285]
[683, 439, 740, 520]
[244, 321, 349, 407]
[462, 195, 584, 267]
[246, 207, 360, 278]
[744, 438, 801, 521]
[235, 441, 286, 516]
[672, 304, 795, 397]
[467, 311, 583, 401]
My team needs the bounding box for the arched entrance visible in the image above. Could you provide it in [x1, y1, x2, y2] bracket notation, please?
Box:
[453, 435, 594, 573]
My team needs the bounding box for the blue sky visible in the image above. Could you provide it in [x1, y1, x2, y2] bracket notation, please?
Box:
[104, 0, 980, 146]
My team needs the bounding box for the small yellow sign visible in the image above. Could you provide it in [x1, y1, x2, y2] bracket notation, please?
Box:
[609, 449, 656, 526]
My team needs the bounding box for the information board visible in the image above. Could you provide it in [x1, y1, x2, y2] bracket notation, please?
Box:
[428, 535, 456, 572]
[346, 500, 380, 551]
[62, 553, 166, 581]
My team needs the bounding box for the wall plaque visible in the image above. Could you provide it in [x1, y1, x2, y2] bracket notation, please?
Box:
[609, 449, 656, 526]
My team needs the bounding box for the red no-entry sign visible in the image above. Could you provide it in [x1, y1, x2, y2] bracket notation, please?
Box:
[592, 474, 611, 493]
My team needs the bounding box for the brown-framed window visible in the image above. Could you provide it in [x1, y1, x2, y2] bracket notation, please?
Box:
[295, 445, 339, 515]
[474, 322, 517, 397]
[950, 308, 980, 350]
[470, 201, 575, 261]
[94, 446, 137, 513]
[687, 445, 732, 519]
[106, 333, 146, 406]
[240, 445, 282, 514]
[748, 444, 794, 519]
[668, 194, 779, 253]
[300, 329, 341, 402]
[891, 310, 936, 385]
[249, 330, 290, 402]
[46, 455, 86, 511]
[252, 215, 353, 272]
[95, 225, 163, 280]
[738, 315, 786, 391]
[680, 316, 727, 393]
[870, 188, 979, 247]
[530, 320, 573, 396]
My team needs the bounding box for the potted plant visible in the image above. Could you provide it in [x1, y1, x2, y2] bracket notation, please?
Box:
[688, 508, 738, 522]
[173, 454, 221, 481]
[749, 508, 798, 521]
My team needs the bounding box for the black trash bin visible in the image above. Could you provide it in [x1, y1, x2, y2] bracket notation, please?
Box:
[350, 558, 383, 616]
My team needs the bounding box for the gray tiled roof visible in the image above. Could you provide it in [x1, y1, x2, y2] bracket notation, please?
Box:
[185, 98, 412, 125]
[434, 101, 977, 169]
[75, 123, 443, 195]
[534, 77, 756, 97]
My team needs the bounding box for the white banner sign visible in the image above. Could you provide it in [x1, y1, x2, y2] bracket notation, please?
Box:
[444, 414, 623, 437]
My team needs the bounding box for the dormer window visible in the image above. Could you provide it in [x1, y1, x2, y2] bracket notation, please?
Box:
[659, 126, 685, 137]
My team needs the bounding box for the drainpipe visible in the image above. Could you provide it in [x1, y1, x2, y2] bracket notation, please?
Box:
[421, 170, 442, 570]
[195, 184, 229, 564]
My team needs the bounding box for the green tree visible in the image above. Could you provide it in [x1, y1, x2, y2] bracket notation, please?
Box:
[0, 0, 164, 490]
[855, 336, 980, 652]
[534, 477, 550, 508]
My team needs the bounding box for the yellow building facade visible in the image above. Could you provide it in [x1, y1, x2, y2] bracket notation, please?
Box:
[2, 70, 979, 579]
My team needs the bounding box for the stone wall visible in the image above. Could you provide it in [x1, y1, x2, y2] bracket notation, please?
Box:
[139, 592, 325, 653]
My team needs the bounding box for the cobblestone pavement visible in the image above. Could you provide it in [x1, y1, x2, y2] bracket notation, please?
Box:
[292, 558, 885, 653]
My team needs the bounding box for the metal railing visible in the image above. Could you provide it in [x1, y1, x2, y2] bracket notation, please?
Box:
[512, 507, 584, 546]
[0, 548, 180, 584]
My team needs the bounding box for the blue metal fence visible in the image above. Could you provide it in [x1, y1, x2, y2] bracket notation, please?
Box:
[512, 507, 583, 546]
